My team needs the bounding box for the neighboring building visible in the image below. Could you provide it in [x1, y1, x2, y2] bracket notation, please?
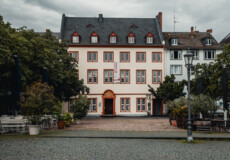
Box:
[220, 33, 230, 44]
[60, 13, 166, 116]
[163, 27, 223, 82]
[37, 29, 60, 39]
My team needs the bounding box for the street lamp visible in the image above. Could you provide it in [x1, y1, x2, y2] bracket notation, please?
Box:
[184, 50, 194, 142]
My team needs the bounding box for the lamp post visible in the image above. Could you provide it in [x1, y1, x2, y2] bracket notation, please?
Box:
[184, 50, 194, 142]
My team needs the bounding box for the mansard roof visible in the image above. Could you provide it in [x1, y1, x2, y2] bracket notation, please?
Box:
[60, 14, 163, 46]
[163, 32, 223, 50]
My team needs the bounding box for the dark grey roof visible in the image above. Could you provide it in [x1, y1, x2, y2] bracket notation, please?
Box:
[60, 14, 163, 46]
[163, 32, 223, 50]
[220, 33, 230, 44]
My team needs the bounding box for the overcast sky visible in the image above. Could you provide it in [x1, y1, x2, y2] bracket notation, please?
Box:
[0, 0, 229, 42]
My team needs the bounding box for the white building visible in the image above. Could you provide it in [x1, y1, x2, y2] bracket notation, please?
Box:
[60, 13, 166, 116]
[164, 28, 223, 82]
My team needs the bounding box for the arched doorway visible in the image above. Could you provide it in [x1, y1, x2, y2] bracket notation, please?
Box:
[102, 90, 116, 116]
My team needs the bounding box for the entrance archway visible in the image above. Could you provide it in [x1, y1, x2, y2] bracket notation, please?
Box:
[102, 90, 116, 116]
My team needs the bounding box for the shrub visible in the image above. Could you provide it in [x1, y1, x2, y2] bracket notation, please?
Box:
[72, 95, 90, 120]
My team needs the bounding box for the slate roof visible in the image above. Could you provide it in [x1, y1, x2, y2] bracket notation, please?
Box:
[163, 32, 223, 50]
[60, 14, 163, 46]
[220, 33, 230, 44]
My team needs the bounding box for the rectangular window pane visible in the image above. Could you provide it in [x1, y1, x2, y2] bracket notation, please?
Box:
[157, 71, 161, 83]
[109, 53, 113, 61]
[126, 99, 129, 111]
[157, 53, 161, 62]
[126, 70, 129, 83]
[137, 53, 140, 62]
[153, 71, 156, 83]
[126, 53, 129, 61]
[88, 52, 92, 61]
[93, 99, 96, 111]
[121, 53, 124, 62]
[142, 71, 145, 83]
[121, 71, 125, 83]
[70, 53, 73, 58]
[104, 53, 108, 61]
[142, 99, 145, 111]
[137, 99, 141, 111]
[88, 103, 91, 112]
[74, 52, 78, 61]
[105, 70, 108, 83]
[109, 71, 113, 83]
[137, 71, 140, 83]
[93, 71, 97, 83]
[121, 99, 125, 111]
[93, 52, 97, 61]
[153, 53, 156, 62]
[141, 53, 145, 62]
[88, 70, 92, 83]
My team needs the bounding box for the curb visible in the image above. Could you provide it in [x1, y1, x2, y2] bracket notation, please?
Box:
[41, 136, 230, 140]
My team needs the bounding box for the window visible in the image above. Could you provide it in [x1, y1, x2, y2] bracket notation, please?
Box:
[152, 52, 162, 62]
[136, 52, 146, 62]
[191, 50, 199, 60]
[87, 69, 98, 84]
[205, 38, 212, 45]
[146, 33, 153, 44]
[170, 50, 182, 59]
[170, 65, 182, 75]
[171, 38, 178, 45]
[72, 32, 79, 43]
[104, 52, 113, 62]
[91, 32, 98, 43]
[121, 98, 130, 112]
[69, 52, 79, 61]
[147, 37, 153, 43]
[137, 98, 146, 112]
[120, 52, 130, 62]
[120, 70, 130, 84]
[128, 32, 135, 44]
[109, 32, 117, 43]
[152, 70, 162, 83]
[104, 69, 114, 84]
[69, 99, 74, 112]
[88, 98, 97, 112]
[87, 52, 97, 62]
[136, 70, 146, 84]
[204, 50, 216, 59]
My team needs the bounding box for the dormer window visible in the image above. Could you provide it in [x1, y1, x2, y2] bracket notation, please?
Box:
[205, 38, 212, 45]
[109, 32, 117, 44]
[171, 38, 178, 45]
[91, 32, 98, 43]
[128, 32, 135, 44]
[146, 33, 154, 44]
[72, 32, 79, 43]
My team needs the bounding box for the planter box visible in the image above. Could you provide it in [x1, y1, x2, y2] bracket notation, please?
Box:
[28, 125, 41, 135]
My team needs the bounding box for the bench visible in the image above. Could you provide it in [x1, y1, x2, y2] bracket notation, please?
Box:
[196, 121, 211, 132]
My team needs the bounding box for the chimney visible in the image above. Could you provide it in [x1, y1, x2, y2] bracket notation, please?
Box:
[158, 12, 162, 30]
[207, 29, 212, 34]
[191, 27, 194, 37]
[99, 14, 103, 22]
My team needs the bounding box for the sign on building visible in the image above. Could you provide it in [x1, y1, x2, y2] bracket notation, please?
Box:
[114, 62, 120, 83]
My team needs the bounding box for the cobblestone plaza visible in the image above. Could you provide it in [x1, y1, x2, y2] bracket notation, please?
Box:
[1, 136, 230, 160]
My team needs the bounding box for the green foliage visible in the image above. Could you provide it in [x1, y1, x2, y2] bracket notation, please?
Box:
[167, 97, 188, 117]
[19, 81, 61, 125]
[72, 95, 90, 119]
[191, 44, 230, 100]
[63, 113, 73, 122]
[57, 114, 65, 121]
[148, 75, 186, 103]
[191, 94, 218, 120]
[0, 15, 89, 105]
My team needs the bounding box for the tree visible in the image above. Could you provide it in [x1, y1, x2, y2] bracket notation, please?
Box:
[191, 44, 230, 100]
[191, 94, 218, 120]
[148, 75, 186, 103]
[72, 95, 90, 120]
[19, 81, 61, 125]
[0, 15, 89, 113]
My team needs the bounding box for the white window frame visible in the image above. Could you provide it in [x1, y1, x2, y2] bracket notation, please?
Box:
[91, 36, 98, 43]
[171, 38, 178, 45]
[204, 50, 216, 59]
[191, 50, 199, 60]
[137, 98, 146, 112]
[87, 70, 97, 84]
[147, 37, 153, 44]
[110, 36, 116, 43]
[72, 36, 79, 43]
[206, 38, 212, 45]
[170, 65, 182, 75]
[170, 50, 182, 60]
[121, 98, 130, 112]
[128, 37, 134, 44]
